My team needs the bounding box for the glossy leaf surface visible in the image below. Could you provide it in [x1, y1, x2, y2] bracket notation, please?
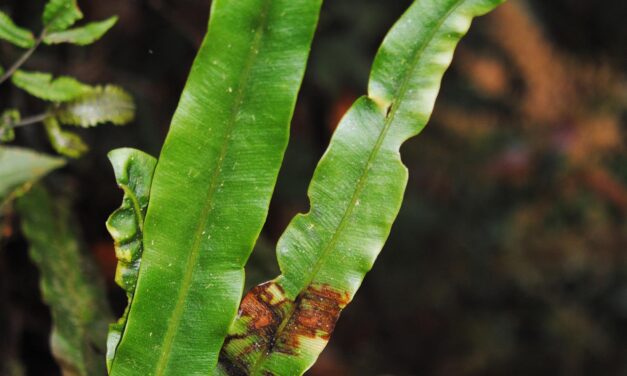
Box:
[43, 0, 83, 32]
[12, 70, 93, 102]
[0, 10, 35, 48]
[105, 148, 157, 371]
[109, 0, 322, 375]
[219, 0, 506, 375]
[44, 16, 117, 46]
[17, 185, 112, 376]
[0, 146, 64, 204]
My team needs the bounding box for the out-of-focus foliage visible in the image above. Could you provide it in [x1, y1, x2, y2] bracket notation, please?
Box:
[0, 0, 134, 159]
[43, 16, 118, 46]
[0, 10, 35, 48]
[17, 185, 112, 376]
[12, 70, 93, 102]
[0, 146, 64, 206]
[54, 85, 134, 128]
[42, 0, 82, 33]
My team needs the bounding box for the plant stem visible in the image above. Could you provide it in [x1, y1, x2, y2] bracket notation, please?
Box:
[0, 31, 46, 85]
[8, 113, 50, 128]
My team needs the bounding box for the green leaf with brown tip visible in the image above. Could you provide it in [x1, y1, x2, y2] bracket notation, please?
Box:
[0, 146, 64, 205]
[16, 185, 112, 376]
[42, 0, 83, 32]
[105, 148, 157, 371]
[55, 85, 135, 127]
[109, 0, 323, 374]
[44, 16, 118, 46]
[44, 116, 88, 158]
[219, 0, 506, 374]
[12, 70, 93, 102]
[0, 10, 35, 48]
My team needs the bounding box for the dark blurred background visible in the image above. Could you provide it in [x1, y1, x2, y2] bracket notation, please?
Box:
[1, 0, 626, 374]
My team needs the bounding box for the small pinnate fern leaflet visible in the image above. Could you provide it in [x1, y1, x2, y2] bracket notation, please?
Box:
[105, 148, 157, 371]
[0, 10, 35, 48]
[54, 85, 135, 127]
[43, 116, 89, 158]
[12, 70, 93, 102]
[43, 16, 118, 46]
[43, 0, 83, 32]
[218, 0, 506, 375]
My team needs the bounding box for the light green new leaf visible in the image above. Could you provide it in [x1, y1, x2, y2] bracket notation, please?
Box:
[0, 109, 20, 142]
[12, 70, 93, 102]
[44, 116, 88, 158]
[218, 0, 506, 375]
[109, 0, 322, 374]
[0, 10, 35, 48]
[55, 85, 135, 127]
[104, 148, 157, 371]
[44, 16, 117, 46]
[42, 0, 83, 32]
[0, 146, 64, 204]
[17, 185, 113, 376]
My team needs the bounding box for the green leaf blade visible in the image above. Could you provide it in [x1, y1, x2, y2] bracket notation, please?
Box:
[44, 16, 118, 46]
[109, 0, 323, 374]
[16, 185, 112, 376]
[55, 85, 135, 127]
[12, 70, 93, 102]
[105, 148, 157, 371]
[0, 146, 65, 203]
[219, 0, 506, 375]
[43, 0, 83, 32]
[44, 117, 88, 158]
[0, 11, 35, 48]
[0, 109, 20, 142]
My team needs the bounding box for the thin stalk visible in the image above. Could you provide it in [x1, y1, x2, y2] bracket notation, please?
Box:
[6, 112, 50, 129]
[0, 31, 46, 85]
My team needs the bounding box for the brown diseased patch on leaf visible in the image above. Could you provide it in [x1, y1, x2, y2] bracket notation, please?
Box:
[219, 282, 288, 375]
[274, 284, 350, 355]
[241, 282, 287, 332]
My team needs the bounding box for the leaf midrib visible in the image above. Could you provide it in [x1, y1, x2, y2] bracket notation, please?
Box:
[250, 1, 465, 372]
[151, 2, 272, 375]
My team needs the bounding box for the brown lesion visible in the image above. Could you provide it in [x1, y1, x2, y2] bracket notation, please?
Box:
[274, 284, 350, 354]
[240, 282, 287, 331]
[220, 282, 351, 374]
[220, 282, 288, 375]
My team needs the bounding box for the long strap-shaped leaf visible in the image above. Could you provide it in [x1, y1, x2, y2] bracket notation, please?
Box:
[219, 0, 505, 374]
[109, 0, 322, 374]
[17, 185, 112, 376]
[105, 148, 157, 371]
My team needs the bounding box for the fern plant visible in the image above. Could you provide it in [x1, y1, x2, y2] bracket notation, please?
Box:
[3, 0, 508, 374]
[103, 0, 506, 375]
[0, 1, 135, 374]
[0, 0, 134, 161]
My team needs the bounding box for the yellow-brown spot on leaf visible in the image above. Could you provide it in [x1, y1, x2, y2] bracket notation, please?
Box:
[275, 284, 350, 354]
[219, 282, 288, 375]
